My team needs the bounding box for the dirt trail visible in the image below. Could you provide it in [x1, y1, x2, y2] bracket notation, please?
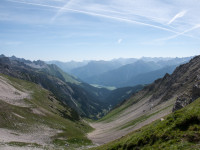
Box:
[88, 96, 175, 145]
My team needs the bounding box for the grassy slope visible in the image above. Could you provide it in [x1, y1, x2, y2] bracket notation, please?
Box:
[42, 64, 80, 84]
[0, 74, 93, 149]
[91, 98, 200, 150]
[117, 104, 173, 130]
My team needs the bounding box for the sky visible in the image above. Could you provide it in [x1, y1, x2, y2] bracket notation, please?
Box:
[0, 0, 200, 61]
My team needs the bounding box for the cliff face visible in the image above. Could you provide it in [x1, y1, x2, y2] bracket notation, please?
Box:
[171, 56, 200, 111]
[141, 55, 200, 111]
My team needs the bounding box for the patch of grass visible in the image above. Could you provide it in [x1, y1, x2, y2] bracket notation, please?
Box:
[90, 98, 200, 150]
[57, 67, 81, 85]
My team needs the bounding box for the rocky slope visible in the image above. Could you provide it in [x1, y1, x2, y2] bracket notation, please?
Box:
[0, 74, 92, 149]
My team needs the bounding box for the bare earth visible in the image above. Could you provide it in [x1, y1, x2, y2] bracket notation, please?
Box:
[88, 95, 176, 145]
[0, 76, 29, 107]
[0, 126, 59, 150]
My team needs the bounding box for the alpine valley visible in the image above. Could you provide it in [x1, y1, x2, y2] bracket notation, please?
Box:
[0, 54, 200, 150]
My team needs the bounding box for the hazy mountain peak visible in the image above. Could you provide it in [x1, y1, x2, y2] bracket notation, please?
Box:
[0, 54, 5, 57]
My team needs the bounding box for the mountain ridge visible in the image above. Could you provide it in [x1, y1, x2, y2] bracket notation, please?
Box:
[0, 55, 142, 119]
[68, 57, 193, 87]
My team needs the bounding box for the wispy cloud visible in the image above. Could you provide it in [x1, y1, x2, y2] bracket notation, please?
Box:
[6, 0, 178, 34]
[117, 39, 122, 44]
[6, 41, 22, 45]
[168, 10, 187, 25]
[0, 41, 22, 45]
[4, 0, 200, 42]
[2, 0, 200, 60]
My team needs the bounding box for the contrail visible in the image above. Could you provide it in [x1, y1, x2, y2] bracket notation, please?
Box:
[168, 10, 187, 25]
[6, 0, 179, 34]
[156, 24, 200, 41]
[51, 0, 74, 22]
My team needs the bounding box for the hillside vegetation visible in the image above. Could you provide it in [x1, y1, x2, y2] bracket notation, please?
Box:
[91, 97, 200, 150]
[0, 74, 93, 149]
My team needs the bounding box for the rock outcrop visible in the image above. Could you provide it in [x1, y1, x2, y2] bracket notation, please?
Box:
[173, 81, 200, 111]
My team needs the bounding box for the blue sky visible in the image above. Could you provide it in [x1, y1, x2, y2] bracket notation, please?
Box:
[0, 0, 200, 61]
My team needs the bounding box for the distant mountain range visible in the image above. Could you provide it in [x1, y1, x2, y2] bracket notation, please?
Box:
[48, 56, 193, 87]
[46, 58, 138, 73]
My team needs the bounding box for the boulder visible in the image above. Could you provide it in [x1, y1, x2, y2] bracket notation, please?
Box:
[172, 94, 192, 112]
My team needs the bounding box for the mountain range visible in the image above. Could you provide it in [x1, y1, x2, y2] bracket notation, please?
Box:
[48, 57, 192, 87]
